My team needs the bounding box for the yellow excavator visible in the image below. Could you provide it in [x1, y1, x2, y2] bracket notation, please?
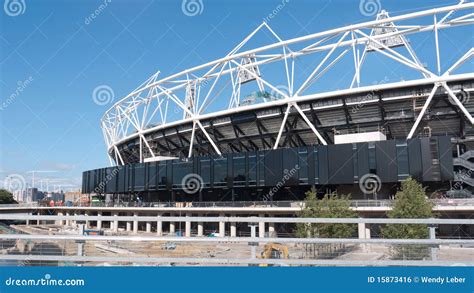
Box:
[258, 243, 289, 266]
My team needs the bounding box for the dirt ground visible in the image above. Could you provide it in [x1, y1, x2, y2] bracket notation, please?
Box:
[6, 224, 474, 266]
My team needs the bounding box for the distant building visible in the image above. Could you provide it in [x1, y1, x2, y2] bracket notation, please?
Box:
[64, 191, 84, 203]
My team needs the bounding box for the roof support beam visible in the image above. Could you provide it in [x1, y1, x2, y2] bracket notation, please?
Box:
[407, 84, 440, 139]
[293, 103, 328, 145]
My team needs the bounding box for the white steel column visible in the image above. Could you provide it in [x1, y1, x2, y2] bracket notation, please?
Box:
[442, 82, 474, 124]
[97, 211, 102, 230]
[293, 103, 328, 145]
[219, 214, 225, 237]
[407, 84, 440, 139]
[185, 213, 191, 237]
[197, 222, 204, 236]
[157, 214, 163, 236]
[133, 213, 138, 234]
[273, 104, 292, 149]
[113, 212, 119, 232]
[259, 214, 266, 238]
[230, 222, 237, 237]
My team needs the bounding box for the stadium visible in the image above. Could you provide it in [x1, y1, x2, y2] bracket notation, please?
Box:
[82, 3, 474, 203]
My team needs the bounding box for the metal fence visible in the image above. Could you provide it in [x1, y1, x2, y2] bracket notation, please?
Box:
[8, 198, 474, 209]
[0, 216, 472, 266]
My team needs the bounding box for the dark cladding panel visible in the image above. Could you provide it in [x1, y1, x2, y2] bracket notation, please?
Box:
[147, 162, 158, 190]
[375, 140, 397, 182]
[105, 167, 118, 194]
[158, 161, 167, 189]
[356, 143, 369, 179]
[81, 136, 454, 194]
[265, 148, 283, 186]
[282, 148, 298, 186]
[172, 160, 193, 186]
[213, 156, 227, 188]
[318, 146, 329, 185]
[89, 170, 97, 193]
[396, 140, 409, 181]
[257, 151, 266, 186]
[308, 146, 315, 185]
[81, 171, 87, 193]
[126, 165, 133, 192]
[438, 136, 454, 181]
[328, 144, 353, 184]
[117, 166, 126, 193]
[420, 137, 434, 181]
[408, 138, 423, 181]
[134, 163, 146, 191]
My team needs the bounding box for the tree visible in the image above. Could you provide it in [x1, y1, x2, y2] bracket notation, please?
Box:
[381, 177, 433, 260]
[297, 187, 357, 258]
[0, 189, 17, 204]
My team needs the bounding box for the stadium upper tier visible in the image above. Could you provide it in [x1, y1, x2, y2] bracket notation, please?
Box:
[100, 3, 474, 165]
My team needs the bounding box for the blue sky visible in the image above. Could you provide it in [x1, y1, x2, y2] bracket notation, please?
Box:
[0, 0, 472, 191]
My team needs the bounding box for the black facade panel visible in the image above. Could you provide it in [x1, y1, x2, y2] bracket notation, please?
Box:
[134, 163, 146, 191]
[318, 146, 329, 185]
[407, 138, 423, 181]
[420, 138, 434, 181]
[81, 137, 454, 194]
[328, 144, 353, 184]
[105, 167, 118, 194]
[265, 149, 283, 186]
[166, 160, 173, 190]
[117, 166, 126, 193]
[227, 154, 233, 188]
[356, 143, 370, 179]
[438, 136, 454, 181]
[87, 170, 95, 193]
[157, 161, 167, 189]
[282, 148, 299, 186]
[307, 146, 315, 185]
[147, 163, 157, 190]
[375, 140, 397, 182]
[126, 165, 133, 192]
